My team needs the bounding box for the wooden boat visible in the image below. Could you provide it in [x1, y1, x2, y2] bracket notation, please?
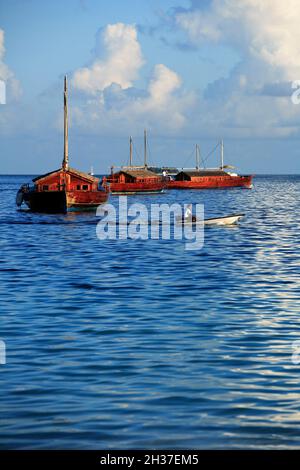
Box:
[168, 142, 253, 190]
[106, 167, 166, 195]
[106, 131, 166, 194]
[16, 77, 109, 213]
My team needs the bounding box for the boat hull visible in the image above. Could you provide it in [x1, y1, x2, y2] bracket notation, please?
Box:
[109, 182, 165, 194]
[168, 175, 253, 190]
[182, 213, 245, 226]
[66, 190, 109, 209]
[204, 213, 244, 225]
[23, 190, 109, 213]
[23, 190, 67, 213]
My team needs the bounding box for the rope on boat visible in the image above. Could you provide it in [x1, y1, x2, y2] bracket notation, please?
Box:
[202, 141, 220, 166]
[181, 147, 196, 168]
[181, 141, 221, 169]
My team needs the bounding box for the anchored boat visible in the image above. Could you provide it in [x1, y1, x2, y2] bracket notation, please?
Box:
[168, 141, 253, 190]
[16, 77, 109, 213]
[106, 131, 166, 195]
[181, 214, 245, 225]
[204, 213, 245, 225]
[178, 205, 245, 225]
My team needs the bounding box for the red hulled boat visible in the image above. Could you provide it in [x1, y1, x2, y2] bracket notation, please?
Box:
[107, 167, 166, 195]
[106, 131, 166, 194]
[16, 77, 109, 213]
[168, 142, 253, 190]
[168, 169, 253, 189]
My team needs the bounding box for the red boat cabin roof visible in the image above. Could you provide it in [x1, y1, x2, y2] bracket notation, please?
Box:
[33, 167, 99, 183]
[175, 169, 228, 179]
[120, 168, 159, 178]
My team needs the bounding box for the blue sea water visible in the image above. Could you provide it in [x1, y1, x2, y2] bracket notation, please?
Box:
[0, 174, 300, 450]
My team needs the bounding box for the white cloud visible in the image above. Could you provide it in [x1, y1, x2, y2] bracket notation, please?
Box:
[71, 64, 194, 134]
[176, 0, 300, 80]
[0, 28, 23, 135]
[0, 28, 21, 100]
[70, 24, 194, 134]
[174, 0, 300, 137]
[72, 23, 144, 93]
[126, 63, 193, 130]
[148, 64, 181, 106]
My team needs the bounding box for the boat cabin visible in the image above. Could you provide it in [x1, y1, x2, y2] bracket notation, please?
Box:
[110, 168, 162, 184]
[148, 166, 179, 176]
[174, 169, 228, 182]
[33, 167, 100, 192]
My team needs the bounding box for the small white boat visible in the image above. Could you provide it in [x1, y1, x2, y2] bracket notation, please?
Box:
[204, 213, 244, 226]
[181, 213, 245, 226]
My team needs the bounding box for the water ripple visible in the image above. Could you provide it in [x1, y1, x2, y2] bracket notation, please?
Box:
[0, 175, 300, 449]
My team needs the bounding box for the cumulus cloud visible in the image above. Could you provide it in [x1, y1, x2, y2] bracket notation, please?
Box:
[173, 0, 300, 137]
[70, 23, 194, 134]
[0, 28, 23, 136]
[0, 28, 21, 101]
[72, 23, 144, 93]
[126, 63, 192, 130]
[71, 64, 194, 134]
[148, 64, 181, 106]
[176, 0, 300, 80]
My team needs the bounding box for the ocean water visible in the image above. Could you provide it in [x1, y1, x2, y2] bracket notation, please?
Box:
[0, 174, 300, 450]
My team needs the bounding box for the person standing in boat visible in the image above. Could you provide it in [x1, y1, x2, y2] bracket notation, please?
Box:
[162, 169, 171, 184]
[183, 204, 196, 222]
[184, 204, 192, 219]
[162, 170, 169, 181]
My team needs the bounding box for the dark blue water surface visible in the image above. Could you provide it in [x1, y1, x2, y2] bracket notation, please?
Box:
[0, 175, 300, 449]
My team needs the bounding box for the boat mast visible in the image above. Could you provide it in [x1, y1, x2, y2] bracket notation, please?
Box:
[144, 129, 148, 168]
[195, 144, 200, 170]
[129, 136, 133, 166]
[220, 139, 224, 170]
[62, 75, 69, 171]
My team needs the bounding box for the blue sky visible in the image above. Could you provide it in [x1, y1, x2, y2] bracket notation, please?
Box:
[1, 0, 300, 174]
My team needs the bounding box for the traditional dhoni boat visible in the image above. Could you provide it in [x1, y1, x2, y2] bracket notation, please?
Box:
[168, 141, 253, 190]
[106, 131, 166, 195]
[16, 77, 109, 213]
